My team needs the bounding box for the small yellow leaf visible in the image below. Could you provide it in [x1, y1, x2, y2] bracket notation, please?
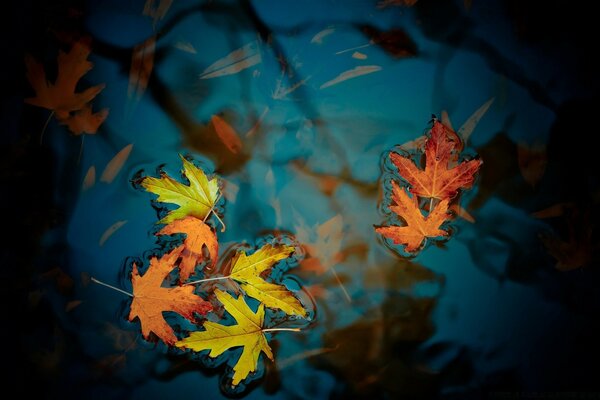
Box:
[101, 144, 133, 183]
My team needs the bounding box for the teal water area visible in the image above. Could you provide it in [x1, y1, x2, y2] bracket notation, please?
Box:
[4, 0, 600, 398]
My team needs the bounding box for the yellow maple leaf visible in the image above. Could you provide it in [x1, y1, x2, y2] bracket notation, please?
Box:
[227, 244, 306, 317]
[141, 155, 219, 224]
[176, 289, 274, 386]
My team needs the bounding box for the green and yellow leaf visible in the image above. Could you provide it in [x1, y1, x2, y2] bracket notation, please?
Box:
[141, 155, 219, 224]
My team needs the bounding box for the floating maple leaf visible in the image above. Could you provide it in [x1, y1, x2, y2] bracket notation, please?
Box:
[129, 249, 212, 345]
[177, 289, 287, 386]
[376, 181, 449, 252]
[391, 121, 482, 200]
[140, 155, 220, 225]
[25, 38, 105, 119]
[158, 216, 218, 282]
[190, 244, 306, 317]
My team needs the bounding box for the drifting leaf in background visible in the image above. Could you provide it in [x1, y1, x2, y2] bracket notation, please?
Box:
[360, 26, 418, 59]
[457, 97, 494, 144]
[222, 244, 306, 317]
[376, 181, 449, 252]
[25, 38, 105, 119]
[534, 204, 594, 271]
[200, 41, 261, 79]
[320, 65, 382, 89]
[129, 249, 213, 345]
[128, 36, 156, 102]
[176, 289, 277, 386]
[141, 156, 220, 224]
[311, 27, 336, 44]
[391, 121, 482, 200]
[100, 144, 133, 184]
[99, 220, 128, 246]
[158, 216, 218, 282]
[517, 140, 547, 187]
[82, 165, 96, 191]
[211, 115, 243, 154]
[143, 0, 173, 26]
[377, 0, 418, 9]
[58, 103, 109, 135]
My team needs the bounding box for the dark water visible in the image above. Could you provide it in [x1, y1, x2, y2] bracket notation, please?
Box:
[4, 0, 600, 398]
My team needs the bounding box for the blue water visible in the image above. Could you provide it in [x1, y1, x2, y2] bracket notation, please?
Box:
[26, 0, 600, 398]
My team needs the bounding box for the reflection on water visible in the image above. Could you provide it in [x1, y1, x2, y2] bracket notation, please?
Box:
[13, 0, 600, 398]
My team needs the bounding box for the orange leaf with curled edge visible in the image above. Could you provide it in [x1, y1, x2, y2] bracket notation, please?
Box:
[58, 103, 109, 135]
[391, 121, 482, 200]
[157, 216, 218, 283]
[25, 38, 105, 119]
[376, 181, 449, 252]
[129, 248, 212, 345]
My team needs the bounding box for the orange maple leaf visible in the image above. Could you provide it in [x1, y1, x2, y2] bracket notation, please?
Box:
[25, 38, 105, 118]
[390, 121, 482, 200]
[157, 216, 218, 283]
[376, 181, 449, 252]
[129, 249, 212, 345]
[58, 103, 109, 135]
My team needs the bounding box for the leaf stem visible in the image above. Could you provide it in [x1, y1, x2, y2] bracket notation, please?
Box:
[91, 277, 133, 297]
[185, 275, 230, 286]
[262, 327, 301, 333]
[40, 110, 55, 145]
[203, 192, 226, 232]
[77, 135, 85, 165]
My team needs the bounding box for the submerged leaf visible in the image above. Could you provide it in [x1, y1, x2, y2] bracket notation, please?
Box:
[200, 41, 261, 79]
[101, 144, 134, 184]
[128, 36, 156, 101]
[25, 38, 105, 118]
[320, 65, 382, 89]
[58, 103, 108, 135]
[99, 220, 128, 246]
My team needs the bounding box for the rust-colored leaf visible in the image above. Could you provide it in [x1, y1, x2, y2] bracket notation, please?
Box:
[58, 103, 108, 135]
[99, 220, 128, 246]
[376, 181, 449, 252]
[157, 217, 218, 282]
[517, 140, 547, 187]
[100, 144, 133, 183]
[129, 249, 212, 344]
[391, 121, 482, 200]
[211, 115, 243, 154]
[128, 36, 156, 101]
[25, 38, 105, 118]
